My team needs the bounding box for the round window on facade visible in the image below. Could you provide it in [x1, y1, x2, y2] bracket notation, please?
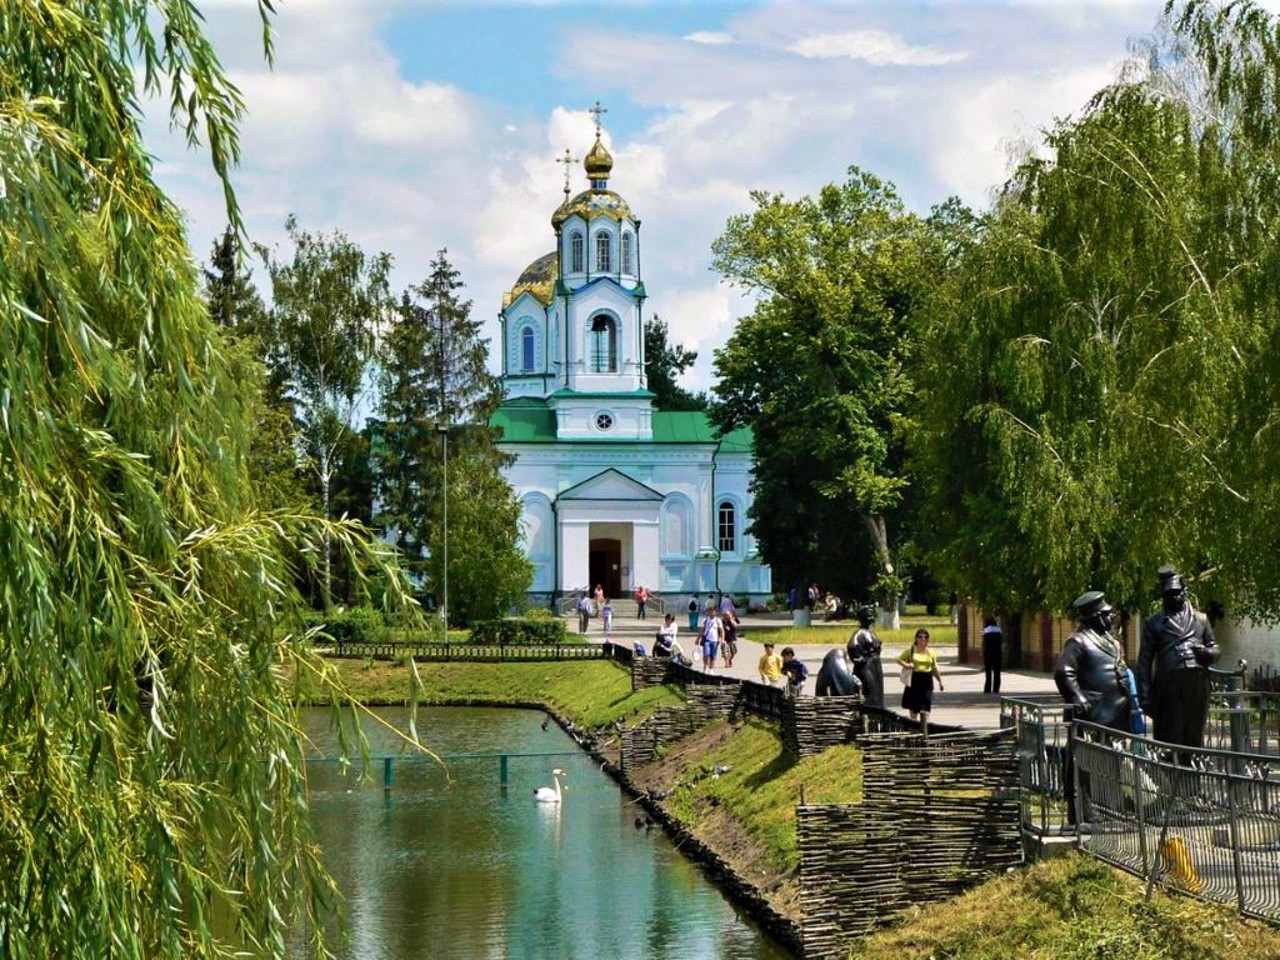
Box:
[594, 411, 614, 432]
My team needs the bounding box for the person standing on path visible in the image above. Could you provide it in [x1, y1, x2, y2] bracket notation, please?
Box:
[982, 616, 1004, 695]
[1138, 567, 1219, 755]
[635, 585, 649, 620]
[897, 629, 944, 729]
[700, 609, 724, 672]
[721, 608, 740, 668]
[781, 647, 808, 697]
[601, 598, 613, 638]
[759, 642, 784, 688]
[687, 594, 700, 631]
[576, 594, 591, 635]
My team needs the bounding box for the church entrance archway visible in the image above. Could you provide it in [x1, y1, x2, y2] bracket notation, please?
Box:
[589, 538, 622, 599]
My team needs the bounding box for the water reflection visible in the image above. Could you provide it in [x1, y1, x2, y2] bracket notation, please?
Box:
[301, 706, 790, 960]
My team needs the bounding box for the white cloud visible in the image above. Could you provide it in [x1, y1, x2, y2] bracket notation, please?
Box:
[788, 29, 968, 67]
[352, 81, 473, 147]
[145, 0, 1169, 396]
[684, 31, 736, 46]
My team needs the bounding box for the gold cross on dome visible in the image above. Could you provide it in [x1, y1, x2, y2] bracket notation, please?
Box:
[588, 100, 608, 136]
[556, 148, 578, 197]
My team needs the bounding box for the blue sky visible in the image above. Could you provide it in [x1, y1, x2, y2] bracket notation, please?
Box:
[151, 0, 1185, 391]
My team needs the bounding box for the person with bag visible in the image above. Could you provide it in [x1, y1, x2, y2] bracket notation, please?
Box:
[897, 628, 944, 728]
[700, 610, 724, 672]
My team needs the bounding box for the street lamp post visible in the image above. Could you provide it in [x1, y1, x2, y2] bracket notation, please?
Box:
[436, 422, 449, 628]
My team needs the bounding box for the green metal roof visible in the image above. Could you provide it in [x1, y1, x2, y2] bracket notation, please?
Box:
[490, 398, 753, 450]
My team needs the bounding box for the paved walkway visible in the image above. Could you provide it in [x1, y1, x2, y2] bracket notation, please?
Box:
[575, 610, 1060, 731]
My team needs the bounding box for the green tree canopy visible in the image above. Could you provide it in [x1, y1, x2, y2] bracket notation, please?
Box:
[260, 216, 393, 603]
[644, 315, 706, 411]
[374, 250, 529, 622]
[0, 2, 412, 955]
[711, 169, 959, 618]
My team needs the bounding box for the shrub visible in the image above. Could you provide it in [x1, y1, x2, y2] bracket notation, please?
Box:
[468, 617, 567, 645]
[521, 606, 558, 621]
[318, 605, 390, 645]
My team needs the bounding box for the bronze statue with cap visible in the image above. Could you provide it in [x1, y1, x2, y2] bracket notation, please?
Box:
[1137, 566, 1220, 751]
[1054, 589, 1132, 825]
[1054, 591, 1132, 730]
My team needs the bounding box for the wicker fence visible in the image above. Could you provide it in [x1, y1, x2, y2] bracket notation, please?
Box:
[796, 729, 1021, 960]
[618, 686, 741, 774]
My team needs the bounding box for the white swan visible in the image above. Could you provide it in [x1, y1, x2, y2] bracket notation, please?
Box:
[533, 768, 564, 803]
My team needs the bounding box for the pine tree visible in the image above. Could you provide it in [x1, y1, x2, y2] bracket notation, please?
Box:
[644, 315, 706, 411]
[375, 250, 530, 620]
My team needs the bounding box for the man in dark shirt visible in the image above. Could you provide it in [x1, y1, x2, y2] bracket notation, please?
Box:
[1137, 567, 1219, 751]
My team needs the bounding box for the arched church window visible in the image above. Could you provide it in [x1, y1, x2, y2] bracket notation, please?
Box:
[520, 326, 535, 372]
[570, 232, 584, 273]
[595, 232, 612, 273]
[590, 315, 617, 373]
[718, 500, 737, 554]
[621, 232, 633, 275]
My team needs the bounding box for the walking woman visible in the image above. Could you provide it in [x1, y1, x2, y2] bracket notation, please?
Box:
[898, 628, 945, 729]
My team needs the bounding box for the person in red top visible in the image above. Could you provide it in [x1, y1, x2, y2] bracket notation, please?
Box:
[634, 585, 649, 620]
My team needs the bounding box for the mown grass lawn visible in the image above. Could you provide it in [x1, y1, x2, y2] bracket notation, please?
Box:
[849, 852, 1280, 960]
[311, 657, 683, 729]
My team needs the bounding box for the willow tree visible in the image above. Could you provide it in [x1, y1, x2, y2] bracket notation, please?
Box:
[912, 0, 1280, 616]
[0, 2, 411, 957]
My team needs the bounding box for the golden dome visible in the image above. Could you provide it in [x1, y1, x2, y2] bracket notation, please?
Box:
[551, 188, 633, 230]
[584, 135, 613, 181]
[503, 251, 558, 308]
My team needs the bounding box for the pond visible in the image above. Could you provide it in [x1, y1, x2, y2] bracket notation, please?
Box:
[301, 705, 792, 960]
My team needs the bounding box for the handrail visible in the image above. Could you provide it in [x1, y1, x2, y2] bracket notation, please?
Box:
[1003, 693, 1280, 923]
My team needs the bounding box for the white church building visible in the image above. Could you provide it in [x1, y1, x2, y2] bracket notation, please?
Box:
[490, 126, 772, 606]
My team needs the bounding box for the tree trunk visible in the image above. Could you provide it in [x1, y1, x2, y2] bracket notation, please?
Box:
[319, 450, 332, 609]
[862, 513, 900, 630]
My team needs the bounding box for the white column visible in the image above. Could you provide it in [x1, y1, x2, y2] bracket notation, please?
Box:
[559, 517, 591, 591]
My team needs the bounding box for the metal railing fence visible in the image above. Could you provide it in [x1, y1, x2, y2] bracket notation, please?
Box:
[1000, 695, 1072, 837]
[318, 641, 608, 662]
[1073, 720, 1280, 923]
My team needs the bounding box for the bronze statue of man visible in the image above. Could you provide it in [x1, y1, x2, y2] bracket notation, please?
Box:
[1137, 567, 1219, 751]
[846, 605, 884, 707]
[1054, 590, 1132, 826]
[1055, 591, 1131, 731]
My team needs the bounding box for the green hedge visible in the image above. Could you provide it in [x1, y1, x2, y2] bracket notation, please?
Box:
[468, 617, 567, 645]
[308, 606, 391, 645]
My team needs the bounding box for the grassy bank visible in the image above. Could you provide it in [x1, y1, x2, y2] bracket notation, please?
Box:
[317, 657, 683, 729]
[850, 852, 1280, 960]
